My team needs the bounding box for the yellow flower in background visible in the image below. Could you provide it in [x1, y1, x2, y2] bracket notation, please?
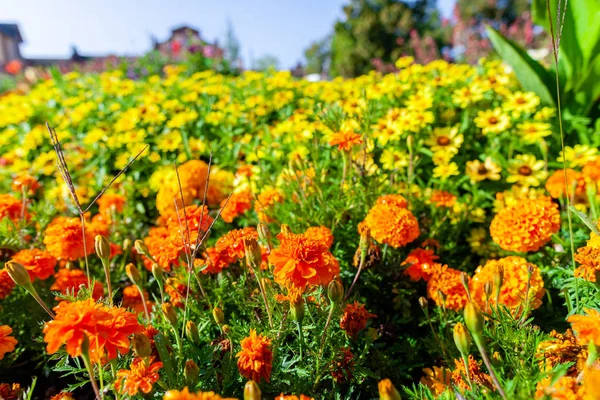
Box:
[517, 122, 552, 144]
[506, 154, 547, 187]
[502, 91, 540, 115]
[380, 149, 409, 171]
[558, 145, 598, 168]
[465, 157, 502, 183]
[452, 85, 484, 108]
[534, 107, 556, 121]
[425, 126, 463, 154]
[433, 162, 459, 180]
[395, 56, 414, 69]
[474, 108, 511, 135]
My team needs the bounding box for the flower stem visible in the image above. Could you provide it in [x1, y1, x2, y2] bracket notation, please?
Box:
[474, 338, 506, 399]
[319, 303, 336, 357]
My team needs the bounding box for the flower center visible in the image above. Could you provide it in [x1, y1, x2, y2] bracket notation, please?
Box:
[477, 165, 488, 175]
[436, 136, 450, 146]
[519, 166, 533, 176]
[488, 117, 498, 125]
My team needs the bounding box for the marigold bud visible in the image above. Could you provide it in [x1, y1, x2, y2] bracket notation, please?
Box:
[123, 238, 133, 253]
[464, 302, 484, 340]
[378, 378, 401, 400]
[152, 263, 164, 283]
[185, 321, 200, 345]
[328, 280, 344, 305]
[290, 299, 305, 324]
[222, 324, 231, 334]
[184, 360, 200, 385]
[453, 322, 471, 357]
[132, 333, 152, 358]
[257, 222, 272, 250]
[460, 272, 471, 300]
[5, 261, 32, 288]
[418, 296, 428, 310]
[493, 265, 504, 294]
[492, 351, 502, 367]
[484, 281, 493, 299]
[244, 380, 261, 400]
[281, 224, 292, 234]
[94, 235, 111, 262]
[359, 228, 372, 253]
[126, 263, 142, 284]
[134, 239, 151, 257]
[243, 237, 262, 269]
[162, 303, 178, 326]
[213, 307, 225, 326]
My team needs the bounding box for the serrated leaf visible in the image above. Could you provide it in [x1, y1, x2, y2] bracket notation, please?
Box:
[568, 205, 600, 235]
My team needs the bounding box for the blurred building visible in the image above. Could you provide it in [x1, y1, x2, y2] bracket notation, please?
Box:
[0, 24, 23, 67]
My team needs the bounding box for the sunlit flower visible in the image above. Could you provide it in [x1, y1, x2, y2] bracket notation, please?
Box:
[274, 394, 314, 400]
[452, 355, 494, 391]
[558, 145, 598, 168]
[490, 196, 560, 252]
[402, 248, 439, 282]
[574, 233, 600, 282]
[432, 162, 460, 180]
[502, 91, 540, 115]
[465, 157, 502, 183]
[163, 387, 236, 400]
[471, 256, 545, 311]
[360, 200, 419, 248]
[517, 121, 552, 143]
[537, 330, 586, 375]
[329, 128, 363, 151]
[380, 148, 409, 171]
[420, 365, 452, 396]
[269, 231, 339, 290]
[11, 248, 57, 281]
[254, 188, 284, 223]
[425, 126, 463, 154]
[43, 217, 95, 261]
[0, 325, 17, 360]
[43, 298, 142, 363]
[215, 227, 259, 262]
[236, 329, 273, 383]
[220, 190, 253, 223]
[429, 190, 456, 208]
[304, 226, 334, 249]
[115, 356, 162, 396]
[427, 264, 470, 311]
[568, 308, 600, 346]
[340, 301, 376, 339]
[96, 192, 126, 214]
[122, 285, 153, 315]
[50, 268, 104, 300]
[0, 193, 28, 223]
[474, 108, 511, 135]
[545, 169, 586, 199]
[506, 154, 547, 187]
[582, 159, 600, 182]
[11, 174, 40, 196]
[0, 269, 15, 300]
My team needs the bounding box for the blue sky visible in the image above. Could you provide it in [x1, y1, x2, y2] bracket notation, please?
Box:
[3, 0, 455, 68]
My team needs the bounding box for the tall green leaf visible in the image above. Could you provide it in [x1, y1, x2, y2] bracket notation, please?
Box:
[486, 25, 556, 107]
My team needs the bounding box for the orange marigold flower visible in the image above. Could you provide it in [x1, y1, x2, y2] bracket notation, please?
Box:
[51, 268, 104, 300]
[429, 190, 457, 208]
[427, 265, 470, 311]
[574, 233, 600, 282]
[11, 248, 57, 281]
[215, 227, 259, 261]
[0, 269, 16, 300]
[275, 395, 314, 400]
[254, 189, 284, 223]
[12, 174, 40, 196]
[156, 183, 196, 217]
[568, 308, 600, 346]
[420, 366, 452, 396]
[236, 329, 273, 383]
[330, 347, 355, 383]
[304, 226, 334, 249]
[165, 278, 188, 308]
[360, 202, 420, 248]
[545, 169, 586, 199]
[115, 356, 162, 396]
[340, 301, 376, 339]
[88, 213, 111, 237]
[490, 196, 560, 252]
[163, 387, 237, 400]
[220, 190, 253, 223]
[49, 392, 74, 400]
[329, 129, 363, 151]
[375, 194, 408, 208]
[43, 299, 142, 364]
[162, 205, 214, 254]
[0, 383, 21, 400]
[198, 247, 231, 274]
[535, 375, 580, 399]
[97, 193, 126, 214]
[122, 285, 153, 315]
[536, 330, 586, 376]
[143, 227, 181, 271]
[0, 325, 17, 360]
[402, 248, 439, 282]
[452, 355, 494, 391]
[0, 193, 28, 223]
[43, 217, 95, 261]
[583, 159, 600, 182]
[471, 256, 545, 311]
[269, 232, 340, 290]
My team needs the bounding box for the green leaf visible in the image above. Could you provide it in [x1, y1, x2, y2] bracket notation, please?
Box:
[485, 25, 556, 106]
[569, 205, 600, 235]
[574, 54, 600, 116]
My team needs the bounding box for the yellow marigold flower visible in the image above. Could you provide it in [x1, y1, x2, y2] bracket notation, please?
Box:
[517, 121, 552, 144]
[427, 264, 470, 311]
[568, 308, 600, 346]
[558, 145, 598, 168]
[466, 157, 502, 183]
[471, 256, 545, 311]
[420, 365, 451, 396]
[474, 108, 511, 135]
[493, 185, 547, 212]
[506, 154, 547, 187]
[545, 168, 586, 199]
[359, 200, 419, 248]
[432, 162, 459, 180]
[490, 196, 560, 252]
[536, 330, 586, 375]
